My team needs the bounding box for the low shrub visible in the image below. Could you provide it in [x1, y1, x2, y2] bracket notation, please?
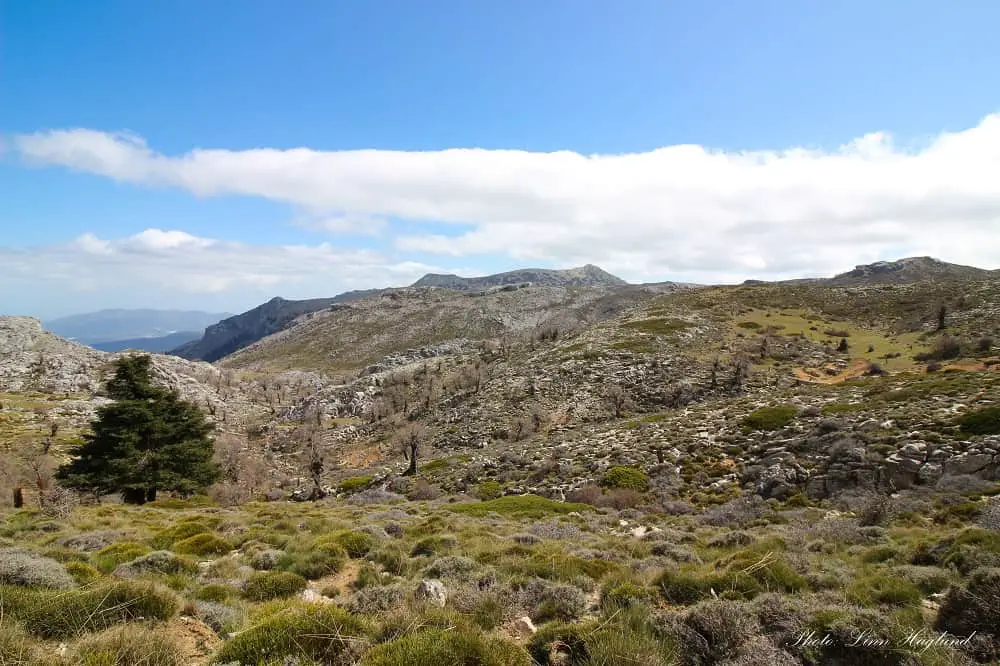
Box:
[410, 535, 456, 557]
[425, 556, 479, 580]
[338, 476, 373, 494]
[0, 580, 179, 638]
[846, 574, 922, 607]
[65, 560, 101, 585]
[213, 603, 369, 665]
[600, 578, 654, 611]
[890, 565, 954, 594]
[329, 530, 376, 559]
[58, 530, 126, 553]
[741, 405, 798, 431]
[279, 542, 347, 580]
[113, 550, 197, 578]
[195, 600, 245, 636]
[528, 622, 593, 665]
[148, 522, 211, 550]
[71, 624, 184, 666]
[449, 495, 591, 519]
[172, 532, 232, 557]
[475, 480, 504, 501]
[957, 405, 1000, 436]
[0, 547, 76, 588]
[655, 568, 710, 605]
[360, 627, 531, 666]
[599, 466, 650, 492]
[196, 583, 235, 602]
[249, 548, 284, 570]
[681, 600, 760, 664]
[374, 545, 408, 576]
[531, 583, 588, 623]
[92, 541, 152, 573]
[244, 571, 307, 601]
[348, 584, 407, 615]
[936, 566, 1000, 637]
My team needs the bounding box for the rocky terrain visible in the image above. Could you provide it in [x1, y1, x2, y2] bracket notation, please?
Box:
[3, 257, 1000, 665]
[173, 265, 642, 363]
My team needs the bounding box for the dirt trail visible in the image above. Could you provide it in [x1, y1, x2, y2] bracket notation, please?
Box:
[794, 359, 871, 384]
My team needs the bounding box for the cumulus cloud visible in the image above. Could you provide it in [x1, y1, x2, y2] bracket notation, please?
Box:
[12, 115, 1000, 282]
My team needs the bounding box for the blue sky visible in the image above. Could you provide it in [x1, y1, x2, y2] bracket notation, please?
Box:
[3, 0, 1000, 318]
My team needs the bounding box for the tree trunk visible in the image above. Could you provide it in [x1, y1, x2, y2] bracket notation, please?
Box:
[146, 488, 157, 503]
[406, 443, 418, 476]
[13, 488, 23, 508]
[122, 488, 145, 504]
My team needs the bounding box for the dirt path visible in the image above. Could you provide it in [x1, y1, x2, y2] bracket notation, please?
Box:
[794, 359, 872, 384]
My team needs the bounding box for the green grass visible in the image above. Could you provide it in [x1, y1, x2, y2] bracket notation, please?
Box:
[338, 476, 374, 493]
[360, 628, 531, 666]
[213, 603, 369, 665]
[726, 309, 928, 371]
[0, 581, 179, 638]
[448, 494, 591, 519]
[620, 317, 689, 336]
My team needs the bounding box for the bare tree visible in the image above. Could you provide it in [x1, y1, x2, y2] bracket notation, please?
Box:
[731, 354, 751, 392]
[603, 384, 631, 418]
[394, 422, 427, 476]
[294, 414, 327, 501]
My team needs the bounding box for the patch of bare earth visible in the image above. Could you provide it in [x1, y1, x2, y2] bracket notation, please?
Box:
[167, 616, 220, 666]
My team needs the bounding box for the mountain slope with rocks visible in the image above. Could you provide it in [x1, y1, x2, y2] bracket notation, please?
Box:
[171, 293, 379, 362]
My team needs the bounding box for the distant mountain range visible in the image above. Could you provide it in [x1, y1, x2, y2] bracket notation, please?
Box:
[89, 330, 205, 353]
[171, 258, 1000, 364]
[44, 309, 232, 349]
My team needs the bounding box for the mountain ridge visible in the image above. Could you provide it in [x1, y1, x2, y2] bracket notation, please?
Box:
[172, 265, 630, 362]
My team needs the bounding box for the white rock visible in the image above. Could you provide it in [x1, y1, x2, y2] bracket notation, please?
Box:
[415, 579, 448, 607]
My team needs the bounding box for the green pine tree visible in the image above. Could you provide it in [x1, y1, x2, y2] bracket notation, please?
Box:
[57, 355, 220, 504]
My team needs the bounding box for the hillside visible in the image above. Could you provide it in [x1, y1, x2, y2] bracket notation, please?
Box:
[171, 294, 375, 362]
[3, 262, 1000, 665]
[173, 265, 631, 363]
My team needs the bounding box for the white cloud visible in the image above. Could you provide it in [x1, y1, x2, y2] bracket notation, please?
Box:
[0, 230, 439, 318]
[11, 115, 1000, 283]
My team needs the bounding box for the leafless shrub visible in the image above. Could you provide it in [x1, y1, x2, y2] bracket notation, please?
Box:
[348, 489, 406, 505]
[527, 521, 585, 541]
[405, 478, 441, 501]
[700, 494, 771, 528]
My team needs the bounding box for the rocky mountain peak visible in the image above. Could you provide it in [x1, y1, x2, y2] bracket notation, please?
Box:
[828, 256, 995, 285]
